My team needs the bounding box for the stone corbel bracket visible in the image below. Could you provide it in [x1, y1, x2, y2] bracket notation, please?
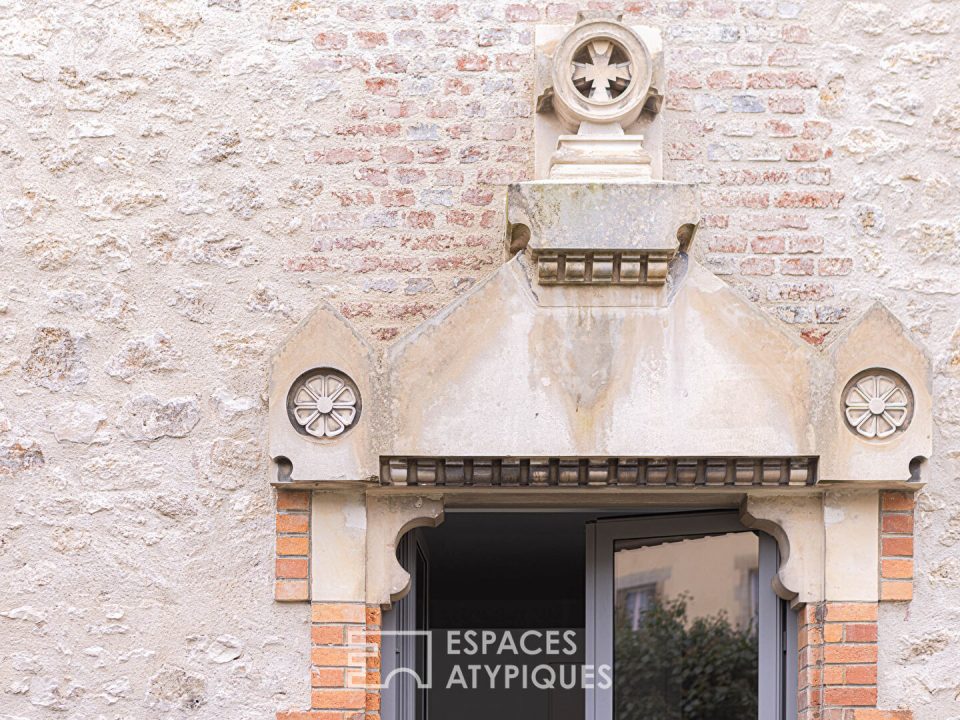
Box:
[366, 494, 444, 608]
[741, 495, 824, 605]
[742, 489, 882, 606]
[507, 181, 699, 287]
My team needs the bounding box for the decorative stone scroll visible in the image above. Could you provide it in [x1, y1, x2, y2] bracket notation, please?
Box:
[740, 495, 825, 604]
[381, 456, 817, 487]
[366, 495, 444, 606]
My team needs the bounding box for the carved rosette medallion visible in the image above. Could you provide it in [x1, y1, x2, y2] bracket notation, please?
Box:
[843, 369, 913, 440]
[287, 369, 360, 439]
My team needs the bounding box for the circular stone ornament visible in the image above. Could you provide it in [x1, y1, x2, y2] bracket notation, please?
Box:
[550, 18, 653, 128]
[287, 368, 360, 439]
[842, 369, 913, 440]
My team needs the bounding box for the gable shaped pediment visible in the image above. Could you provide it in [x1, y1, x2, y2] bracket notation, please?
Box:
[382, 257, 814, 459]
[268, 253, 930, 486]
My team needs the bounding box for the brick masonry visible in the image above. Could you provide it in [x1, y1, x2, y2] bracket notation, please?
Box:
[300, 0, 856, 346]
[277, 602, 381, 720]
[287, 597, 916, 720]
[276, 489, 312, 602]
[879, 491, 915, 603]
[800, 602, 912, 720]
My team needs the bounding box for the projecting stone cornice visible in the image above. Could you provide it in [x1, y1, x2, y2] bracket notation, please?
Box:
[267, 251, 931, 489]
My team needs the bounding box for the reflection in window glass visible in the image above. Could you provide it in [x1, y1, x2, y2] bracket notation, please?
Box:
[614, 532, 759, 720]
[623, 583, 657, 631]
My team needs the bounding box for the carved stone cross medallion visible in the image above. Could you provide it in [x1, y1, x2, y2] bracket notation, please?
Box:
[571, 39, 632, 101]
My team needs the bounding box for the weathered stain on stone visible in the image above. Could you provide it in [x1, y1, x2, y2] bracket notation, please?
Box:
[528, 307, 624, 448]
[105, 330, 183, 381]
[146, 666, 206, 711]
[118, 394, 200, 441]
[22, 326, 88, 391]
[0, 438, 45, 476]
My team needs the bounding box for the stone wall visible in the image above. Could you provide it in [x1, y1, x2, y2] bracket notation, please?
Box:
[1, 0, 959, 718]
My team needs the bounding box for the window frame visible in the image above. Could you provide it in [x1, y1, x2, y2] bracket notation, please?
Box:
[381, 530, 430, 720]
[585, 510, 795, 720]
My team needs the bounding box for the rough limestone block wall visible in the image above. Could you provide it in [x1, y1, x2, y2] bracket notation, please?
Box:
[0, 0, 959, 718]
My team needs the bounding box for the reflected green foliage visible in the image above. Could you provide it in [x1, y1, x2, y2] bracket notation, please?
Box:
[615, 595, 758, 720]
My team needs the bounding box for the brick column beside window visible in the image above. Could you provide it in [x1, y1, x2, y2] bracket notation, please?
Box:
[364, 606, 382, 720]
[275, 489, 311, 602]
[880, 491, 915, 602]
[277, 602, 381, 720]
[799, 602, 912, 720]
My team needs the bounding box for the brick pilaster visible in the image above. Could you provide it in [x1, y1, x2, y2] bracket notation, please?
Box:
[278, 601, 381, 720]
[822, 603, 879, 711]
[275, 489, 311, 602]
[798, 602, 912, 720]
[879, 491, 915, 602]
[310, 602, 367, 713]
[798, 603, 824, 720]
[365, 606, 382, 720]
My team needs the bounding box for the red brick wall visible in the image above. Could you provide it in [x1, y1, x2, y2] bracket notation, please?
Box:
[295, 1, 851, 348]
